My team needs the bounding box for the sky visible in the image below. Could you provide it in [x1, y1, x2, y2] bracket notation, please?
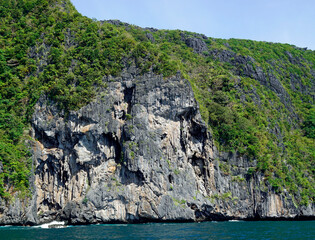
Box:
[71, 0, 315, 50]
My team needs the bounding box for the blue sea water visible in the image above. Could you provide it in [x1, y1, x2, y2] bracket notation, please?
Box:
[0, 221, 314, 240]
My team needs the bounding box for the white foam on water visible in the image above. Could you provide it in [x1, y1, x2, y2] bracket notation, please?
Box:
[39, 221, 66, 229]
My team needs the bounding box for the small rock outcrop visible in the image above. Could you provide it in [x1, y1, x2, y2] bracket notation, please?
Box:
[185, 37, 208, 54]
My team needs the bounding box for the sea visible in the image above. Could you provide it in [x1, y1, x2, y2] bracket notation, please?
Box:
[0, 220, 314, 240]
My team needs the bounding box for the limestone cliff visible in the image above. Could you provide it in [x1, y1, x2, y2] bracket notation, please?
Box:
[0, 0, 314, 226]
[0, 69, 313, 225]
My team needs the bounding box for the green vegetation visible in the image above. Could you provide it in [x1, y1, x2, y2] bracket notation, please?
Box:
[82, 197, 88, 204]
[232, 175, 245, 183]
[125, 113, 133, 121]
[172, 197, 187, 208]
[219, 162, 231, 175]
[0, 0, 314, 206]
[208, 191, 238, 204]
[302, 107, 315, 139]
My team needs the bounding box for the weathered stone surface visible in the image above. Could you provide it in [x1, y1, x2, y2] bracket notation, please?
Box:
[185, 37, 208, 54]
[0, 69, 313, 225]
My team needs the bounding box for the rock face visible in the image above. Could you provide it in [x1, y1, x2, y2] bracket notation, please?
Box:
[0, 70, 313, 225]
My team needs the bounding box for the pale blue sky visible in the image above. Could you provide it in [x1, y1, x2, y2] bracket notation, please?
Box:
[71, 0, 315, 50]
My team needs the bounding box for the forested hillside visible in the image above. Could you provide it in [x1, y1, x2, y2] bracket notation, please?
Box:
[0, 0, 314, 209]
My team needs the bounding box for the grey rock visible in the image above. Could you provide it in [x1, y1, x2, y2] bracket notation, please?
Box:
[185, 37, 208, 54]
[104, 20, 130, 27]
[0, 71, 313, 225]
[146, 33, 155, 43]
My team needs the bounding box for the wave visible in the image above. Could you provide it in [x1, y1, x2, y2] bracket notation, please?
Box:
[38, 221, 66, 229]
